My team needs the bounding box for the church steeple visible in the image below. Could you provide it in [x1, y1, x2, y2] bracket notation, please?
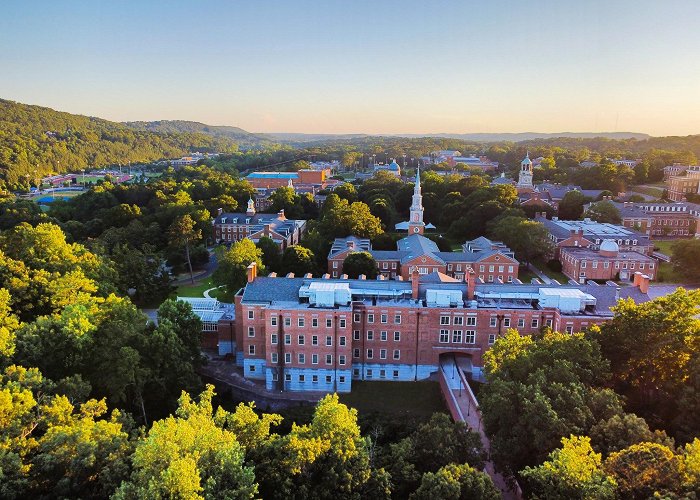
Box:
[246, 197, 256, 216]
[408, 166, 425, 235]
[517, 152, 534, 190]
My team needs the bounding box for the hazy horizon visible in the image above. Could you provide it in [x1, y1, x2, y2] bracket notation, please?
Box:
[2, 0, 700, 136]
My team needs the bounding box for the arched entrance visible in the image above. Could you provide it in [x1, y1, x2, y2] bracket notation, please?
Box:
[439, 351, 474, 382]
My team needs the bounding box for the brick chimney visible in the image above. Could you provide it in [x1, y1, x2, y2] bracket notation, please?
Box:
[411, 268, 420, 299]
[278, 209, 286, 220]
[217, 207, 223, 216]
[346, 239, 355, 251]
[246, 262, 257, 283]
[466, 267, 476, 300]
[634, 272, 650, 294]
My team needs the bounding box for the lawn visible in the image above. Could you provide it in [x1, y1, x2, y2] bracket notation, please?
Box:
[656, 261, 685, 284]
[175, 277, 216, 298]
[530, 258, 570, 284]
[339, 380, 446, 418]
[652, 240, 676, 256]
[633, 186, 664, 198]
[518, 267, 538, 283]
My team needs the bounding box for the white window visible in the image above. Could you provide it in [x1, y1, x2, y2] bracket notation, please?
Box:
[247, 326, 255, 337]
[439, 329, 449, 343]
[465, 331, 475, 344]
[380, 349, 387, 359]
[452, 330, 463, 343]
[326, 336, 332, 346]
[339, 376, 346, 383]
[326, 354, 333, 365]
[440, 316, 450, 325]
[393, 349, 400, 360]
[312, 317, 318, 327]
[453, 316, 464, 326]
[339, 355, 346, 365]
[488, 334, 496, 345]
[353, 330, 360, 341]
[353, 348, 360, 358]
[531, 318, 539, 328]
[312, 375, 318, 383]
[333, 261, 338, 268]
[581, 261, 587, 269]
[326, 318, 332, 328]
[284, 317, 291, 327]
[312, 353, 319, 364]
[284, 334, 291, 345]
[367, 314, 374, 323]
[503, 318, 511, 327]
[367, 330, 374, 341]
[518, 318, 525, 328]
[354, 313, 360, 323]
[394, 314, 401, 324]
[339, 318, 346, 328]
[490, 317, 497, 327]
[272, 372, 278, 381]
[467, 316, 476, 326]
[380, 331, 388, 341]
[394, 331, 401, 341]
[566, 326, 574, 334]
[284, 353, 291, 363]
[285, 373, 291, 382]
[271, 316, 277, 326]
[298, 335, 305, 345]
[271, 333, 278, 345]
[298, 353, 305, 364]
[339, 336, 346, 346]
[393, 370, 399, 378]
[271, 353, 278, 363]
[381, 314, 388, 324]
[367, 349, 373, 359]
[312, 335, 318, 346]
[298, 317, 305, 327]
[248, 310, 254, 319]
[325, 375, 332, 383]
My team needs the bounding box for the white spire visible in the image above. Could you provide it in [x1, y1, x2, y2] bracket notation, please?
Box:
[415, 165, 421, 192]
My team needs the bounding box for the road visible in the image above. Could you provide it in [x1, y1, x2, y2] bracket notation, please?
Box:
[173, 250, 219, 286]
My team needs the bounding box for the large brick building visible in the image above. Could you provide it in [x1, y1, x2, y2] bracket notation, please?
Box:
[560, 240, 657, 283]
[213, 199, 306, 249]
[611, 201, 699, 238]
[246, 169, 330, 189]
[221, 264, 651, 393]
[666, 166, 700, 201]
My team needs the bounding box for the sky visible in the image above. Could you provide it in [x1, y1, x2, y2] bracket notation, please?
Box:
[2, 0, 700, 136]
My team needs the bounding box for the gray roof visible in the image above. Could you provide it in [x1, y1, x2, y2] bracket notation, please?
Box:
[538, 217, 650, 245]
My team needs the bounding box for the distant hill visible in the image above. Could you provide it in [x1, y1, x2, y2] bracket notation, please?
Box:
[124, 120, 273, 146]
[269, 131, 650, 143]
[0, 99, 243, 189]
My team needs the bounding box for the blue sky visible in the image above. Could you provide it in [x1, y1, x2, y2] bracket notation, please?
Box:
[2, 0, 700, 135]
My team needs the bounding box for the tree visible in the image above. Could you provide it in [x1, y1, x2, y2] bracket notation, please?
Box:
[342, 252, 379, 279]
[410, 463, 500, 500]
[167, 214, 202, 284]
[558, 191, 587, 220]
[256, 236, 282, 273]
[521, 435, 616, 500]
[589, 413, 674, 456]
[213, 238, 265, 293]
[488, 216, 553, 265]
[583, 201, 621, 224]
[334, 183, 357, 202]
[318, 194, 383, 239]
[604, 442, 682, 499]
[114, 385, 257, 499]
[671, 239, 700, 282]
[280, 245, 316, 277]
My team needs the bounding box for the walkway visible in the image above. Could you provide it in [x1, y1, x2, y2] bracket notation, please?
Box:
[172, 251, 219, 286]
[525, 263, 552, 284]
[203, 285, 224, 299]
[439, 356, 521, 500]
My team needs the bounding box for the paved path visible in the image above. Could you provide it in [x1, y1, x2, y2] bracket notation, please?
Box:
[173, 251, 219, 286]
[203, 286, 224, 299]
[525, 263, 552, 284]
[439, 358, 521, 500]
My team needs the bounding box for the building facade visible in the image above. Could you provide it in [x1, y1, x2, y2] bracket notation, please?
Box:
[226, 267, 650, 393]
[213, 200, 306, 249]
[666, 166, 700, 201]
[560, 240, 657, 283]
[246, 169, 330, 189]
[613, 201, 698, 238]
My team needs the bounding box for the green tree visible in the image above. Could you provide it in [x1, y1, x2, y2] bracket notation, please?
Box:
[604, 442, 682, 499]
[583, 201, 622, 224]
[488, 216, 553, 265]
[558, 191, 587, 220]
[318, 194, 383, 239]
[280, 245, 316, 277]
[521, 435, 617, 500]
[671, 239, 700, 282]
[342, 251, 379, 279]
[213, 238, 264, 293]
[410, 463, 500, 500]
[256, 236, 282, 273]
[334, 183, 357, 202]
[168, 214, 202, 284]
[589, 413, 674, 455]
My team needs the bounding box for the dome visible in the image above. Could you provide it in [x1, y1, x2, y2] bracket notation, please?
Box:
[599, 239, 619, 256]
[521, 155, 532, 165]
[388, 160, 399, 170]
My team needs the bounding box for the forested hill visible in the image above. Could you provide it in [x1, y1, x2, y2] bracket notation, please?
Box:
[0, 99, 241, 190]
[124, 120, 274, 146]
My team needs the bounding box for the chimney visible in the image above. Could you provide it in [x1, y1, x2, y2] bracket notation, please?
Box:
[615, 286, 621, 302]
[286, 273, 295, 278]
[340, 273, 348, 279]
[246, 262, 257, 283]
[377, 275, 385, 280]
[264, 223, 271, 236]
[638, 273, 650, 294]
[278, 209, 286, 220]
[268, 272, 277, 278]
[411, 268, 420, 299]
[347, 240, 355, 251]
[323, 273, 330, 279]
[359, 274, 366, 280]
[466, 267, 476, 301]
[304, 273, 313, 278]
[217, 207, 223, 216]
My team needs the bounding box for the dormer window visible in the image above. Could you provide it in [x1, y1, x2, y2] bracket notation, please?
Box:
[221, 217, 227, 224]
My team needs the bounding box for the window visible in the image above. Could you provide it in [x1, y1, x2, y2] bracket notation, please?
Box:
[566, 326, 574, 334]
[284, 316, 291, 327]
[604, 261, 610, 269]
[367, 349, 374, 359]
[353, 368, 360, 377]
[312, 375, 318, 383]
[488, 334, 496, 345]
[285, 373, 291, 382]
[531, 318, 539, 328]
[440, 316, 450, 325]
[272, 372, 278, 382]
[326, 354, 333, 365]
[546, 319, 553, 327]
[367, 314, 374, 323]
[517, 318, 525, 328]
[284, 352, 291, 363]
[480, 265, 485, 272]
[339, 336, 346, 346]
[249, 345, 255, 355]
[453, 316, 464, 326]
[249, 365, 256, 372]
[248, 327, 255, 337]
[367, 369, 373, 378]
[325, 375, 332, 384]
[393, 370, 399, 378]
[439, 329, 449, 343]
[394, 314, 402, 324]
[339, 318, 346, 328]
[271, 316, 277, 326]
[353, 348, 360, 358]
[312, 354, 318, 364]
[394, 331, 401, 341]
[312, 318, 318, 327]
[380, 349, 387, 359]
[312, 335, 319, 346]
[333, 261, 338, 269]
[354, 313, 360, 323]
[326, 318, 332, 328]
[490, 317, 497, 327]
[248, 310, 254, 319]
[581, 261, 587, 269]
[284, 334, 291, 345]
[452, 330, 463, 343]
[380, 314, 388, 324]
[380, 331, 388, 341]
[271, 333, 278, 345]
[298, 353, 305, 364]
[298, 317, 305, 327]
[489, 265, 495, 272]
[503, 318, 511, 328]
[326, 336, 332, 346]
[339, 355, 346, 365]
[592, 261, 598, 269]
[271, 353, 278, 363]
[367, 330, 374, 341]
[465, 331, 475, 344]
[339, 376, 346, 384]
[353, 330, 360, 341]
[467, 316, 477, 326]
[380, 369, 386, 378]
[298, 335, 305, 345]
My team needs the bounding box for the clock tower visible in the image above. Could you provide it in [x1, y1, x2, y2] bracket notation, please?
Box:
[408, 167, 425, 235]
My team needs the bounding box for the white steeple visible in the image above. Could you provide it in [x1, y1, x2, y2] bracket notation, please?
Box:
[517, 152, 533, 190]
[246, 197, 256, 215]
[408, 166, 425, 234]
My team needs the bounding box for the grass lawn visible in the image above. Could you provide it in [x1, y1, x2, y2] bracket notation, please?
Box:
[175, 277, 216, 298]
[518, 268, 537, 283]
[530, 258, 569, 283]
[633, 186, 664, 198]
[339, 380, 446, 418]
[652, 240, 676, 255]
[656, 261, 685, 284]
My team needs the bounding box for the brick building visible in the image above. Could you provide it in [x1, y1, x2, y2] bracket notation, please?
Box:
[213, 199, 306, 249]
[223, 264, 651, 393]
[246, 169, 330, 189]
[666, 166, 700, 201]
[612, 201, 699, 238]
[560, 240, 657, 283]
